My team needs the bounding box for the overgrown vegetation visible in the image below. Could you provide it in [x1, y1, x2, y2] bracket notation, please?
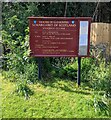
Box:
[1, 75, 110, 118]
[1, 2, 111, 118]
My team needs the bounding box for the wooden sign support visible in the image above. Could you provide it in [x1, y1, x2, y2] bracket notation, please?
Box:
[77, 57, 81, 86]
[38, 58, 42, 80]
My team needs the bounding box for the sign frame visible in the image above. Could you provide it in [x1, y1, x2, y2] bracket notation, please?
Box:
[28, 17, 92, 57]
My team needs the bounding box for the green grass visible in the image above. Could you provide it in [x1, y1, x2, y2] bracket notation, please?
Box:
[1, 73, 110, 118]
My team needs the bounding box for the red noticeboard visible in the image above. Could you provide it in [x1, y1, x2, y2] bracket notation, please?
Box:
[29, 17, 92, 57]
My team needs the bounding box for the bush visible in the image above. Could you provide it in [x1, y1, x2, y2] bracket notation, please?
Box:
[15, 76, 34, 99]
[2, 70, 19, 82]
[81, 58, 95, 83]
[54, 60, 77, 80]
[88, 60, 110, 97]
[24, 62, 38, 83]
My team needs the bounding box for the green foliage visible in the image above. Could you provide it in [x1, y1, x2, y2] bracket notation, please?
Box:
[1, 75, 110, 118]
[81, 58, 110, 115]
[93, 94, 109, 116]
[89, 61, 110, 98]
[2, 70, 19, 82]
[81, 58, 95, 82]
[15, 78, 33, 99]
[58, 62, 77, 80]
[42, 58, 53, 78]
[2, 17, 39, 83]
[23, 62, 38, 83]
[53, 57, 110, 116]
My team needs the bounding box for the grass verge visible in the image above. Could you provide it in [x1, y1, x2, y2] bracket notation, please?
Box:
[1, 73, 110, 118]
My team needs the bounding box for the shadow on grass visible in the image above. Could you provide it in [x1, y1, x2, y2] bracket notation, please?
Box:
[59, 85, 91, 95]
[38, 76, 91, 95]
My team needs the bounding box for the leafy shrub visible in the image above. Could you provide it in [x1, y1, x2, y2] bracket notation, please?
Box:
[63, 62, 77, 79]
[2, 70, 34, 99]
[24, 62, 38, 83]
[2, 70, 19, 82]
[15, 76, 33, 99]
[81, 58, 95, 82]
[89, 61, 110, 97]
[93, 95, 109, 116]
[55, 60, 77, 80]
[42, 58, 53, 78]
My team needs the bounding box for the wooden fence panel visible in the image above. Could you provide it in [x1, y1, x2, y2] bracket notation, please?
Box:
[90, 23, 111, 58]
[90, 23, 110, 45]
